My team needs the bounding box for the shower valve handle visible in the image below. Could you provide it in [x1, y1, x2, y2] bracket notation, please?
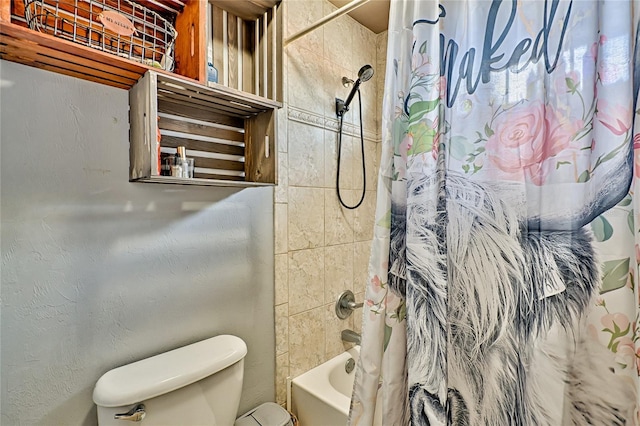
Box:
[336, 290, 363, 319]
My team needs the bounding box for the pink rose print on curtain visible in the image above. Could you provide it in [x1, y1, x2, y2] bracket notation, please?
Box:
[597, 100, 633, 136]
[485, 101, 574, 185]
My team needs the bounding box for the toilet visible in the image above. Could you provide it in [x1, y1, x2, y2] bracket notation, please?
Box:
[93, 335, 248, 425]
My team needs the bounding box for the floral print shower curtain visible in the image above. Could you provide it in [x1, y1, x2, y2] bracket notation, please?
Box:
[349, 0, 640, 424]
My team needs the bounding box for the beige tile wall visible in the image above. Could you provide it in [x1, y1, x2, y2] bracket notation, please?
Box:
[275, 0, 388, 406]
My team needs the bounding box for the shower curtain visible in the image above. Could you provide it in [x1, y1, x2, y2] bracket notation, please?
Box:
[349, 0, 640, 424]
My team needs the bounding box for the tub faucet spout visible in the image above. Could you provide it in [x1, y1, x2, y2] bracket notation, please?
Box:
[341, 329, 361, 345]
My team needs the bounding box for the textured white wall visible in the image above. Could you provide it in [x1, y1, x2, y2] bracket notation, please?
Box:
[0, 60, 275, 425]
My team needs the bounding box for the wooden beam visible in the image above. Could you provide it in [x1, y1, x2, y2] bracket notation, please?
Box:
[174, 0, 206, 82]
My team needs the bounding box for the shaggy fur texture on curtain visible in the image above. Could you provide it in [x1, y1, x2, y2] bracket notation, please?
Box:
[388, 172, 636, 425]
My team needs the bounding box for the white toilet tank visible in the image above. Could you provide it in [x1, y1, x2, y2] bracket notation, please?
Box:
[93, 335, 247, 426]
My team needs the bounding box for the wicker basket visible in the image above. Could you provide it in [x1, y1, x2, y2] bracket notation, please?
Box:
[23, 0, 177, 71]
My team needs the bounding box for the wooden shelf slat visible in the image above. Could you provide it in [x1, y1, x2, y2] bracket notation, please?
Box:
[135, 175, 271, 187]
[193, 156, 245, 172]
[158, 73, 282, 110]
[157, 99, 245, 128]
[0, 47, 132, 89]
[160, 135, 245, 156]
[159, 116, 245, 143]
[0, 42, 139, 87]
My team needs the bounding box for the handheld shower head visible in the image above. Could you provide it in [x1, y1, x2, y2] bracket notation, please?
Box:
[357, 64, 374, 82]
[336, 64, 375, 116]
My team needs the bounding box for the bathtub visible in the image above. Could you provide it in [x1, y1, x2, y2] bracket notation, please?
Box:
[291, 346, 382, 426]
[291, 346, 358, 425]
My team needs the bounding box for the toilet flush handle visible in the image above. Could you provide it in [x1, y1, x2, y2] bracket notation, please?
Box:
[114, 404, 146, 422]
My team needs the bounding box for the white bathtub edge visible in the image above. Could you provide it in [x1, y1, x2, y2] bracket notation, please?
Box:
[291, 346, 359, 416]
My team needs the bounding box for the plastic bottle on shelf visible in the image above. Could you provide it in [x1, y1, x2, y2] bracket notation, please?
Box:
[171, 146, 183, 177]
[207, 62, 218, 84]
[177, 146, 190, 178]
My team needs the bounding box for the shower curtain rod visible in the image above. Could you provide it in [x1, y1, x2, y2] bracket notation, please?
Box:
[283, 0, 372, 47]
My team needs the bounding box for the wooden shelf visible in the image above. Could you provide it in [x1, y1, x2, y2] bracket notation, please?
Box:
[132, 175, 277, 188]
[0, 20, 179, 89]
[1, 1, 281, 97]
[130, 71, 280, 187]
[1, 0, 206, 89]
[2, 0, 282, 187]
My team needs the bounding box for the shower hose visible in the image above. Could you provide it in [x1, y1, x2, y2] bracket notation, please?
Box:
[336, 88, 366, 210]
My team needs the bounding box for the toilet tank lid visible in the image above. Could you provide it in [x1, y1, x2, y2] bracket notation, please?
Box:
[93, 335, 247, 407]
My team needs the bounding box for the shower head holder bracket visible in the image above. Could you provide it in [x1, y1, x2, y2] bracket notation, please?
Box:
[336, 97, 348, 117]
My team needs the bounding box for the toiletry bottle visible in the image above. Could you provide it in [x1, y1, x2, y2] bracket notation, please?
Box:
[207, 62, 218, 84]
[160, 152, 170, 176]
[172, 147, 183, 177]
[177, 146, 189, 178]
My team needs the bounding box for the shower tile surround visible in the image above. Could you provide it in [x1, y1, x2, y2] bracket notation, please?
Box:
[275, 0, 387, 406]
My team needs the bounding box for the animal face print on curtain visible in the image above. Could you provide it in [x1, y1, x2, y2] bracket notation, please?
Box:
[349, 1, 640, 425]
